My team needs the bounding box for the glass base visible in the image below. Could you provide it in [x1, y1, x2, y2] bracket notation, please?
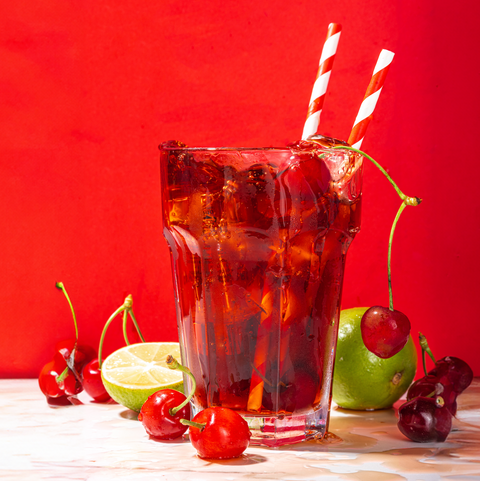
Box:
[245, 409, 328, 447]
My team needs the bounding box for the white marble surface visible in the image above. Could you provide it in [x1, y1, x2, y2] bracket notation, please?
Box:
[1, 379, 479, 480]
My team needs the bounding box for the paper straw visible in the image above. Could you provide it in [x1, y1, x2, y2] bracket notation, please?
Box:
[302, 23, 342, 140]
[247, 289, 275, 411]
[348, 49, 395, 149]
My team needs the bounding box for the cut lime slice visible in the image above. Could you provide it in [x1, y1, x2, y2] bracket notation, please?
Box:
[101, 342, 184, 412]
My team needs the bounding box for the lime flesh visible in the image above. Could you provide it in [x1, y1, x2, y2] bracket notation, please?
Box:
[332, 307, 417, 410]
[101, 342, 184, 412]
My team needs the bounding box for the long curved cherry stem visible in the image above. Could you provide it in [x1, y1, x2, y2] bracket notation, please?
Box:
[333, 146, 421, 204]
[166, 355, 196, 416]
[55, 282, 79, 345]
[122, 310, 130, 345]
[128, 309, 146, 343]
[98, 299, 129, 369]
[388, 202, 407, 311]
[333, 146, 422, 311]
[98, 295, 146, 368]
[55, 282, 82, 384]
[421, 346, 428, 376]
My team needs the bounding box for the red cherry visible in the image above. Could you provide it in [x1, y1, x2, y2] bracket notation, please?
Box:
[407, 375, 457, 415]
[54, 339, 96, 373]
[428, 357, 473, 394]
[62, 369, 83, 396]
[398, 396, 452, 442]
[361, 306, 411, 359]
[55, 339, 78, 361]
[39, 360, 65, 398]
[82, 359, 111, 402]
[284, 153, 331, 197]
[138, 389, 191, 440]
[38, 358, 81, 398]
[186, 407, 251, 459]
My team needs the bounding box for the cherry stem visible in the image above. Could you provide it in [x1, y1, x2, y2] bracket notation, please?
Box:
[180, 419, 205, 431]
[122, 310, 130, 345]
[55, 282, 78, 345]
[166, 355, 196, 416]
[55, 282, 83, 385]
[333, 146, 422, 205]
[128, 309, 145, 343]
[419, 332, 437, 367]
[422, 345, 428, 377]
[97, 295, 146, 369]
[333, 146, 422, 311]
[387, 202, 407, 311]
[56, 366, 70, 383]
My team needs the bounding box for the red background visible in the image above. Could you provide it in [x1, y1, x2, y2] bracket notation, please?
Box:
[1, 0, 479, 378]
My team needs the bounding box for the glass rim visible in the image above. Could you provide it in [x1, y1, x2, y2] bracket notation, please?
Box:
[158, 145, 354, 153]
[159, 135, 352, 152]
[158, 145, 291, 152]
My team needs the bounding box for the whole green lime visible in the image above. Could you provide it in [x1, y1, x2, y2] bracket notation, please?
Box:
[332, 307, 417, 410]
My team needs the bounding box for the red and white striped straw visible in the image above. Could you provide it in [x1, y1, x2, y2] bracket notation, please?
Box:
[247, 289, 275, 412]
[302, 23, 342, 140]
[348, 49, 395, 149]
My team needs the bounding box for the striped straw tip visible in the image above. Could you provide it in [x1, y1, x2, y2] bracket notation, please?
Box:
[374, 50, 395, 74]
[328, 22, 342, 31]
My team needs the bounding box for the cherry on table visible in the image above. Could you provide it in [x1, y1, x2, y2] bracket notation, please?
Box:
[138, 389, 191, 440]
[82, 359, 111, 403]
[182, 407, 251, 459]
[39, 360, 67, 398]
[138, 355, 194, 440]
[397, 395, 452, 442]
[38, 358, 81, 400]
[428, 356, 473, 394]
[39, 282, 96, 405]
[406, 375, 457, 415]
[54, 339, 96, 373]
[361, 306, 411, 359]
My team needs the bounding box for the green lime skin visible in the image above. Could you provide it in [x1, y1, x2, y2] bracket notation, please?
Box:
[332, 307, 417, 410]
[101, 375, 184, 412]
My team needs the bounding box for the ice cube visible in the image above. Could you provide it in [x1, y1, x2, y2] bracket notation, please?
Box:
[223, 163, 277, 230]
[326, 151, 363, 203]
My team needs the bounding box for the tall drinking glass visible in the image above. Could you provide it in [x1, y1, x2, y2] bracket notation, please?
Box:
[159, 138, 362, 446]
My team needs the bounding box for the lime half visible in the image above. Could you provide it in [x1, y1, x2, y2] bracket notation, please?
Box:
[101, 342, 184, 412]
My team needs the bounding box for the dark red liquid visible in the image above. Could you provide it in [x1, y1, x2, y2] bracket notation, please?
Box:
[160, 140, 362, 417]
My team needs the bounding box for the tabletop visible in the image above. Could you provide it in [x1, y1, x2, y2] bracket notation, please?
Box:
[1, 378, 479, 480]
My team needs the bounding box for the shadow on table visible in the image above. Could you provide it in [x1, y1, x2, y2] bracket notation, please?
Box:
[202, 454, 268, 466]
[120, 409, 140, 420]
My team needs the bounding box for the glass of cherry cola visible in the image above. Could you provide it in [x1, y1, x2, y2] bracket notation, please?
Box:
[159, 136, 362, 446]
